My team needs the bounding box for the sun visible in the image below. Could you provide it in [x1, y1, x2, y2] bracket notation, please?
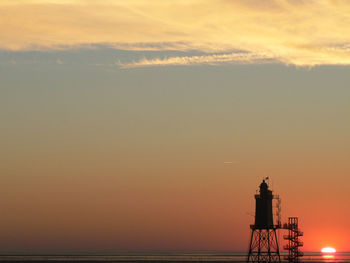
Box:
[321, 247, 336, 254]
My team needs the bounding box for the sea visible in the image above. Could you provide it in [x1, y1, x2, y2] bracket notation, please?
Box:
[0, 252, 349, 263]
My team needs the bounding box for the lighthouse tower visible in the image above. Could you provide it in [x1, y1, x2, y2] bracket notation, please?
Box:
[247, 180, 281, 263]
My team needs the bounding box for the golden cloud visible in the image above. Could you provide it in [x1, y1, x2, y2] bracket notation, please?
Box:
[2, 0, 350, 66]
[117, 52, 275, 68]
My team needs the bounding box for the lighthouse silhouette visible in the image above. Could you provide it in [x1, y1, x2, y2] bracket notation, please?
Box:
[247, 179, 281, 263]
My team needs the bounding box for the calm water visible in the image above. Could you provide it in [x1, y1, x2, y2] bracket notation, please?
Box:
[0, 253, 349, 262]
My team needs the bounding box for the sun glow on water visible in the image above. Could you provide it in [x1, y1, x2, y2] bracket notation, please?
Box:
[321, 247, 336, 260]
[323, 255, 335, 259]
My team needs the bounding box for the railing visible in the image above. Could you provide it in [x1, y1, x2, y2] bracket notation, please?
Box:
[284, 242, 303, 249]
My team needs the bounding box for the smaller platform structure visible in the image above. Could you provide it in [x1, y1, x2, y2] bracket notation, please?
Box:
[283, 217, 303, 263]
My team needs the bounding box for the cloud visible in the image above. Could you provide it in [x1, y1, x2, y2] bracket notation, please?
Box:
[117, 52, 275, 68]
[2, 0, 350, 66]
[56, 58, 63, 64]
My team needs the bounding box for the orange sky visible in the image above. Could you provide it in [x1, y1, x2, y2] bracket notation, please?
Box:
[2, 65, 350, 253]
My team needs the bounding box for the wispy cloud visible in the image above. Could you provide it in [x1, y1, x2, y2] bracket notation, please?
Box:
[118, 52, 275, 68]
[2, 0, 350, 66]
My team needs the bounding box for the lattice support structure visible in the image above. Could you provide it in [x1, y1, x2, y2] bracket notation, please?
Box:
[283, 217, 303, 263]
[247, 227, 281, 263]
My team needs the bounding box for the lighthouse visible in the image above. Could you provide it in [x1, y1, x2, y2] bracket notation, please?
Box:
[247, 179, 281, 263]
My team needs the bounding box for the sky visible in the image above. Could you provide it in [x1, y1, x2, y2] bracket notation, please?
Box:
[1, 0, 350, 254]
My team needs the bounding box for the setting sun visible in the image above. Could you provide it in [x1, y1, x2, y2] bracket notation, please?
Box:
[321, 247, 336, 254]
